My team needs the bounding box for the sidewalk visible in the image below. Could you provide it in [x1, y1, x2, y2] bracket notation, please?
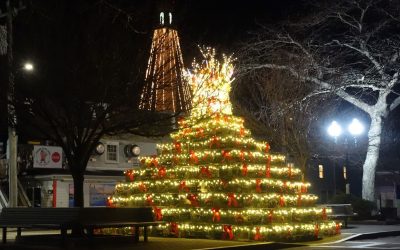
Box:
[1, 221, 399, 250]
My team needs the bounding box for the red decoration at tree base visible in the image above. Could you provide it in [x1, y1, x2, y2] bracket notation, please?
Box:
[223, 225, 234, 240]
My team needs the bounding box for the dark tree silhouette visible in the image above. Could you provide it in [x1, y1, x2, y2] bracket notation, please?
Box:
[239, 0, 400, 201]
[13, 0, 178, 208]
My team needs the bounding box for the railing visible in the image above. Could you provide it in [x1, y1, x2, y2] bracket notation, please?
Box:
[0, 188, 8, 209]
[18, 180, 31, 207]
[0, 159, 31, 208]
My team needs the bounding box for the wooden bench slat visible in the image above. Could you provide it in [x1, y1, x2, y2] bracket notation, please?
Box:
[0, 207, 161, 244]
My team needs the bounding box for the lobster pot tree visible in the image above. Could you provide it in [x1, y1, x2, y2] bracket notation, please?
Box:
[110, 48, 339, 241]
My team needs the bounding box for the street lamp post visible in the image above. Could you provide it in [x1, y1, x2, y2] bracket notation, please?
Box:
[327, 121, 342, 196]
[6, 0, 18, 208]
[345, 118, 364, 194]
[327, 119, 364, 197]
[2, 0, 29, 207]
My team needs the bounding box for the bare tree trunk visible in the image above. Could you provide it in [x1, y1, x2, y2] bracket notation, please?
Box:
[362, 115, 383, 201]
[73, 172, 84, 207]
[71, 171, 84, 236]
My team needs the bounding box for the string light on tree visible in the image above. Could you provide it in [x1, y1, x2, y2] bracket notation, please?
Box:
[139, 10, 191, 113]
[110, 48, 339, 241]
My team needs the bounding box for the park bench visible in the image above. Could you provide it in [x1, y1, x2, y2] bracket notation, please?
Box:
[322, 203, 356, 228]
[0, 207, 160, 244]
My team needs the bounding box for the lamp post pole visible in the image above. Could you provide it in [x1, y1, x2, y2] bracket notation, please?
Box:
[346, 118, 364, 195]
[327, 119, 364, 198]
[331, 137, 337, 197]
[1, 1, 27, 208]
[344, 138, 350, 194]
[328, 121, 341, 197]
[6, 0, 18, 208]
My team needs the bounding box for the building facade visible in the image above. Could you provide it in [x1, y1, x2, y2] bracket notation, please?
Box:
[18, 135, 161, 208]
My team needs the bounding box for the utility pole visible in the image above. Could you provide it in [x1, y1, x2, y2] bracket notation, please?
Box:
[1, 0, 25, 207]
[6, 0, 18, 208]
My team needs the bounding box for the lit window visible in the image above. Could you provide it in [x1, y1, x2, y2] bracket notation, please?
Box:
[343, 166, 347, 180]
[318, 164, 324, 179]
[106, 143, 119, 163]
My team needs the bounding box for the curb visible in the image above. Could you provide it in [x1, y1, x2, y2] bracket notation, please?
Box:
[346, 230, 400, 241]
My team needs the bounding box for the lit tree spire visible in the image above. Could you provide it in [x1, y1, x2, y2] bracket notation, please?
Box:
[186, 47, 235, 118]
[139, 9, 191, 113]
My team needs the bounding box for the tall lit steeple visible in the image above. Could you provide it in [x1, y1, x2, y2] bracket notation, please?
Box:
[139, 4, 191, 113]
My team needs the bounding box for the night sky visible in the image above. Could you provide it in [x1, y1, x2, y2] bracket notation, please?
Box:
[173, 0, 303, 61]
[0, 0, 301, 141]
[1, 0, 399, 173]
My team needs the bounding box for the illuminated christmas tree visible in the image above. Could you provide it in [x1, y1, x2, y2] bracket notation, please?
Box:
[111, 48, 340, 241]
[139, 9, 191, 113]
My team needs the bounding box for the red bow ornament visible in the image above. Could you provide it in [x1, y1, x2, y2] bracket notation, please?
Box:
[335, 223, 341, 234]
[212, 207, 221, 222]
[179, 181, 190, 192]
[223, 115, 229, 122]
[254, 227, 262, 241]
[153, 206, 163, 221]
[239, 150, 245, 162]
[200, 166, 212, 178]
[190, 150, 199, 164]
[221, 150, 232, 162]
[146, 195, 154, 206]
[107, 197, 115, 208]
[265, 143, 270, 153]
[241, 163, 248, 176]
[239, 127, 245, 137]
[266, 156, 271, 178]
[157, 166, 167, 178]
[196, 128, 205, 138]
[170, 222, 179, 236]
[174, 141, 182, 153]
[126, 170, 134, 181]
[139, 182, 147, 192]
[279, 195, 285, 207]
[187, 194, 199, 207]
[297, 193, 302, 206]
[209, 136, 220, 148]
[248, 151, 255, 162]
[223, 225, 234, 240]
[183, 128, 191, 136]
[314, 224, 319, 239]
[268, 210, 273, 223]
[227, 193, 239, 207]
[256, 179, 262, 193]
[301, 184, 307, 193]
[150, 157, 158, 168]
[215, 113, 221, 122]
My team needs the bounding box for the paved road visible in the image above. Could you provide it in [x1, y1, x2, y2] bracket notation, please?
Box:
[1, 222, 400, 250]
[288, 236, 400, 250]
[7, 236, 400, 250]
